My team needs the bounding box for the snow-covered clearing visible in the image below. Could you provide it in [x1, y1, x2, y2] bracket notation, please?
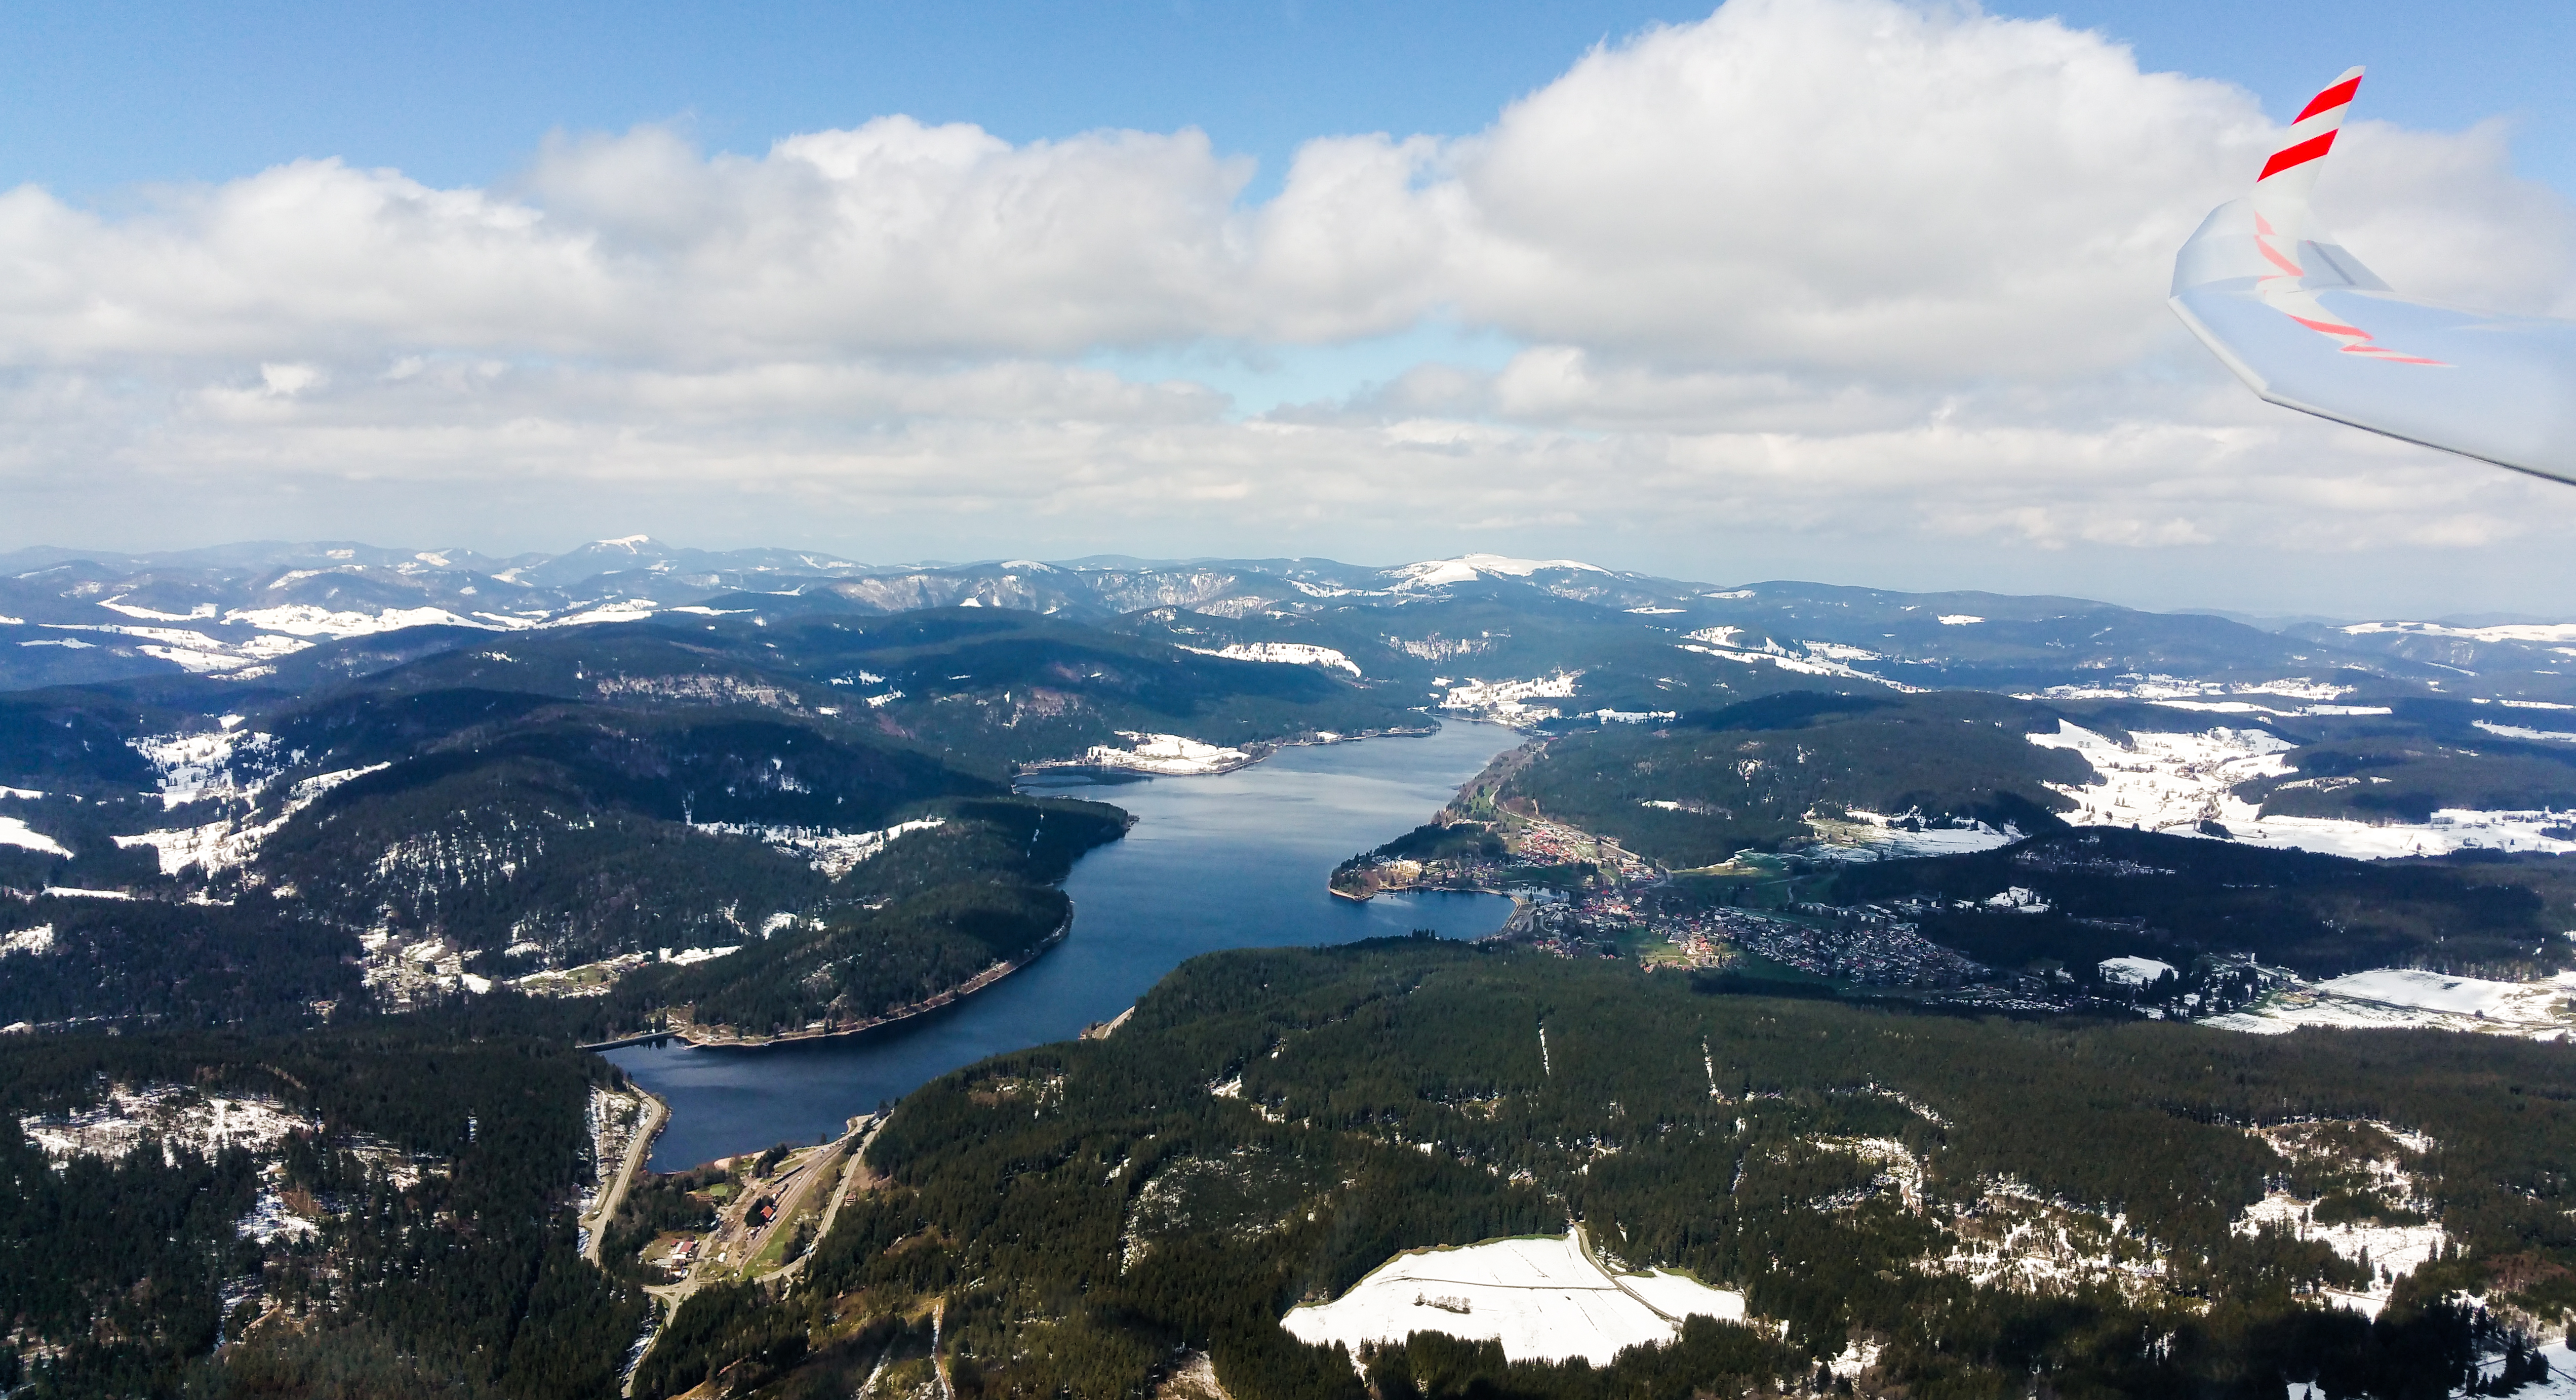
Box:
[2027, 722, 2576, 859]
[2098, 956, 2176, 986]
[549, 601, 659, 626]
[513, 952, 650, 998]
[1440, 672, 1583, 726]
[1081, 733, 1252, 775]
[21, 1085, 316, 1165]
[1281, 1232, 1745, 1366]
[1926, 1179, 2163, 1299]
[223, 604, 484, 637]
[1802, 809, 2020, 860]
[2459, 1339, 2576, 1398]
[1392, 555, 1606, 588]
[2, 925, 55, 956]
[1180, 642, 1361, 676]
[1675, 633, 1921, 692]
[2477, 720, 2576, 743]
[130, 728, 282, 806]
[2022, 675, 2353, 703]
[2232, 1193, 2444, 1318]
[2231, 1123, 2444, 1317]
[2343, 620, 2576, 646]
[0, 817, 68, 857]
[239, 1186, 321, 1246]
[695, 817, 946, 878]
[2203, 970, 2576, 1040]
[116, 764, 389, 876]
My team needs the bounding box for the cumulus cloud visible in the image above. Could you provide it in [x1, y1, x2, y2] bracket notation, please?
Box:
[1, 0, 2573, 613]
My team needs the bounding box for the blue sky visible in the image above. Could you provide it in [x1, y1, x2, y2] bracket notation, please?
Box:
[8, 1, 2571, 199]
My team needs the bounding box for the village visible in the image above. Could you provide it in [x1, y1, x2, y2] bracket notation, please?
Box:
[1335, 808, 2145, 1015]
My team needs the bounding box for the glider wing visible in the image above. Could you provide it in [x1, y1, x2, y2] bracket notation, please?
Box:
[2169, 67, 2576, 483]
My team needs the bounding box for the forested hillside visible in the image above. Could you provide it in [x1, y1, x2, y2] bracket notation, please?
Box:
[0, 1021, 648, 1399]
[635, 939, 2575, 1399]
[1484, 692, 2095, 866]
[1, 602, 1405, 1035]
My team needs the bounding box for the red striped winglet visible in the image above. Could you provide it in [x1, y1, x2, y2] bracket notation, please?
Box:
[2258, 66, 2364, 182]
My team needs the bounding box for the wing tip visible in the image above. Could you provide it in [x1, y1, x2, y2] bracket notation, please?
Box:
[2290, 67, 2367, 125]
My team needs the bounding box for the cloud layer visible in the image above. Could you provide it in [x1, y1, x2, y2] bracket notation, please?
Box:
[4, 0, 2573, 613]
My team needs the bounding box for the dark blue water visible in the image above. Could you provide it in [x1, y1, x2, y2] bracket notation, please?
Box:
[609, 722, 1521, 1168]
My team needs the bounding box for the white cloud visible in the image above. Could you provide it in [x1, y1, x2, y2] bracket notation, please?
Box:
[1, 0, 2573, 613]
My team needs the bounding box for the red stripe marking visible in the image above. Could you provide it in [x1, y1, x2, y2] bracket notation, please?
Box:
[2295, 76, 2362, 123]
[2260, 130, 2339, 180]
[2257, 239, 2307, 277]
[2286, 314, 2369, 338]
[2344, 347, 2447, 365]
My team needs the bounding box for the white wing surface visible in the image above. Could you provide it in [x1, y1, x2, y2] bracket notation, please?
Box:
[2170, 68, 2576, 483]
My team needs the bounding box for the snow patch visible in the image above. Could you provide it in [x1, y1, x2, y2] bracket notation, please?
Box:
[0, 817, 69, 857]
[1180, 642, 1361, 676]
[1440, 672, 1584, 726]
[2344, 620, 2576, 645]
[695, 817, 947, 878]
[222, 604, 484, 637]
[2032, 722, 2576, 859]
[116, 764, 389, 876]
[21, 1085, 317, 1165]
[1282, 1232, 1745, 1366]
[1675, 633, 1920, 692]
[2204, 970, 2576, 1040]
[2, 925, 55, 956]
[2477, 721, 2576, 743]
[2098, 956, 2176, 987]
[1391, 555, 1606, 588]
[1802, 809, 2020, 860]
[1080, 733, 1252, 776]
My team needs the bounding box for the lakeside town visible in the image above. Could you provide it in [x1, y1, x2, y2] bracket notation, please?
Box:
[1329, 804, 2289, 1021]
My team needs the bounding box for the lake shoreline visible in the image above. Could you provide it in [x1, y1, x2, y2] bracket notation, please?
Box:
[1014, 722, 1442, 781]
[580, 908, 1075, 1054]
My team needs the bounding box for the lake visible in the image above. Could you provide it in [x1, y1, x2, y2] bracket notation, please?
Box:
[608, 720, 1522, 1168]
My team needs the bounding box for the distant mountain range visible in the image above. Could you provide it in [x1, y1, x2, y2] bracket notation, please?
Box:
[5, 539, 2571, 707]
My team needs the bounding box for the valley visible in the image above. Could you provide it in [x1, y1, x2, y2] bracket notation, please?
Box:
[7, 541, 2576, 1398]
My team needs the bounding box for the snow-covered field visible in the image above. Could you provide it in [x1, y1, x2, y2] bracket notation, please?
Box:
[1281, 1232, 1745, 1366]
[1180, 642, 1361, 676]
[1439, 672, 1583, 726]
[2343, 620, 2576, 646]
[2203, 970, 2576, 1040]
[2233, 1192, 2444, 1317]
[0, 816, 69, 857]
[2027, 722, 2576, 859]
[115, 763, 390, 877]
[1675, 632, 1921, 692]
[2021, 675, 2356, 704]
[1802, 809, 2022, 860]
[1079, 733, 1253, 775]
[2459, 1339, 2576, 1399]
[2098, 956, 2176, 986]
[2233, 1122, 2445, 1317]
[695, 817, 946, 878]
[1391, 555, 1607, 589]
[21, 1084, 316, 1165]
[130, 725, 276, 806]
